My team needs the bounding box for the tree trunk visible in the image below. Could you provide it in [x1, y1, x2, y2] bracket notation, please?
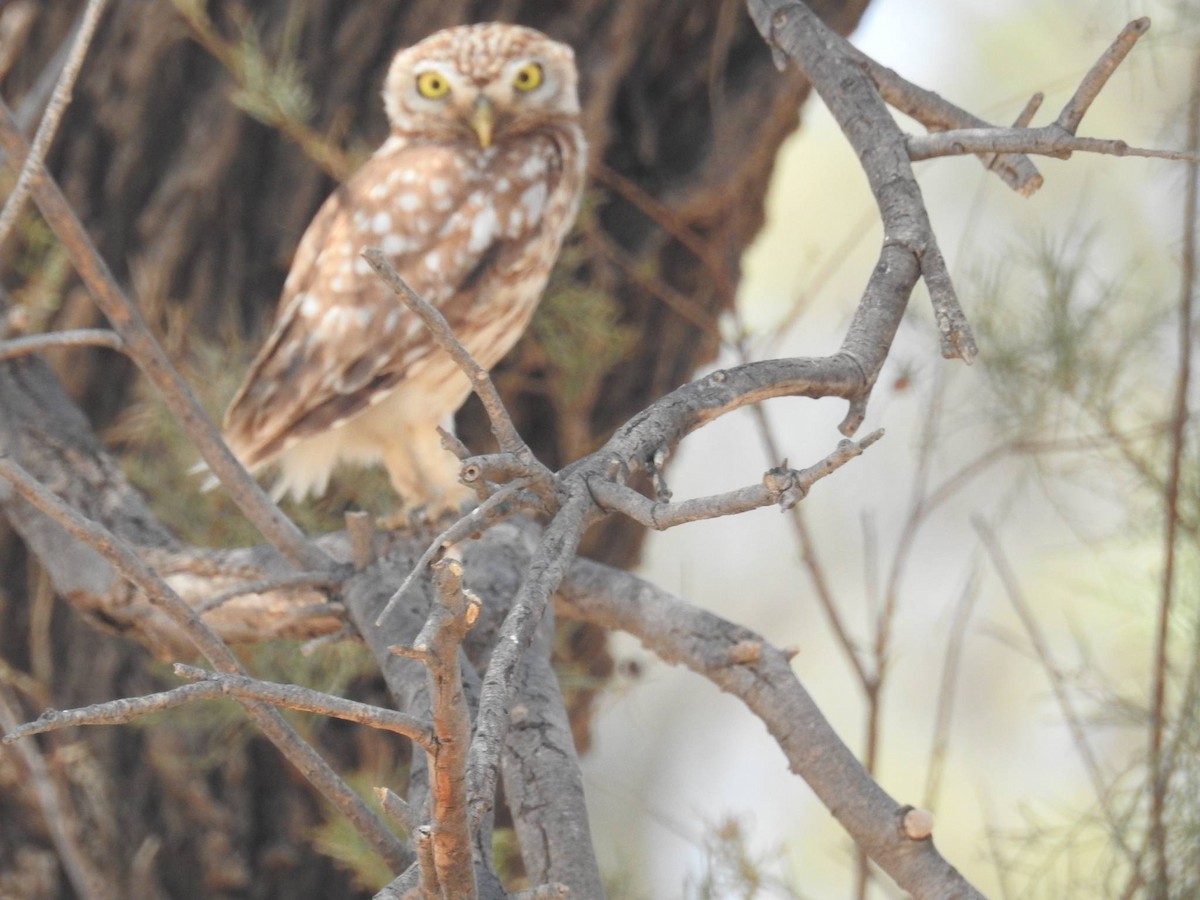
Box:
[0, 1, 870, 896]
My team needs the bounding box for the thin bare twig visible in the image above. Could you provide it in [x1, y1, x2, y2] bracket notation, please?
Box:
[839, 43, 1041, 195]
[1056, 18, 1149, 134]
[588, 431, 883, 529]
[974, 518, 1135, 862]
[395, 558, 479, 899]
[0, 100, 329, 572]
[172, 664, 435, 749]
[908, 129, 1196, 163]
[0, 688, 112, 900]
[1149, 48, 1199, 896]
[376, 787, 422, 836]
[362, 248, 542, 470]
[923, 559, 982, 811]
[197, 571, 335, 613]
[0, 328, 125, 361]
[377, 479, 539, 626]
[0, 0, 111, 249]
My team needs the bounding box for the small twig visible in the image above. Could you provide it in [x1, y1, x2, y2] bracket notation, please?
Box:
[401, 557, 479, 900]
[1012, 93, 1044, 129]
[414, 826, 441, 900]
[301, 624, 357, 656]
[974, 518, 1135, 862]
[345, 510, 378, 571]
[376, 787, 422, 836]
[363, 248, 543, 470]
[172, 664, 435, 749]
[197, 571, 335, 613]
[921, 242, 977, 362]
[1057, 18, 1150, 134]
[0, 0, 111, 249]
[0, 99, 329, 573]
[589, 432, 883, 529]
[5, 666, 434, 749]
[0, 328, 125, 361]
[0, 688, 112, 900]
[922, 559, 982, 811]
[1150, 50, 1199, 895]
[908, 128, 1196, 163]
[0, 454, 408, 869]
[3, 681, 221, 742]
[375, 480, 538, 626]
[841, 37, 1043, 195]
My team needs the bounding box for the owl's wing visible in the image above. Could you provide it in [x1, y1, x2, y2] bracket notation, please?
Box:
[223, 137, 563, 468]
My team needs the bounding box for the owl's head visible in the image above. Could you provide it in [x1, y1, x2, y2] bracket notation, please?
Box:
[383, 23, 580, 149]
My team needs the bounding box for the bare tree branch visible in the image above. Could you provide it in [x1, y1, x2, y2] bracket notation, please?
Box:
[0, 0, 111, 248]
[559, 557, 986, 898]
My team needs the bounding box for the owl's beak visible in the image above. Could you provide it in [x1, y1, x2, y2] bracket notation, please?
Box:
[470, 96, 495, 149]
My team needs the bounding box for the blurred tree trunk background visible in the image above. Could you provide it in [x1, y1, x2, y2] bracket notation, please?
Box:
[0, 1, 870, 896]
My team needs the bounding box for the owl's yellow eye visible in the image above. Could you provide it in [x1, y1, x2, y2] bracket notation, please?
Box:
[512, 62, 543, 92]
[416, 71, 451, 99]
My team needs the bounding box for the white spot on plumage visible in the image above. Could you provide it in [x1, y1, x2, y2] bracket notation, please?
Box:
[519, 182, 547, 219]
[354, 257, 372, 275]
[430, 179, 449, 196]
[372, 212, 393, 234]
[398, 194, 420, 211]
[383, 234, 411, 255]
[298, 293, 320, 318]
[468, 205, 499, 253]
[321, 306, 354, 334]
[519, 154, 546, 179]
[369, 183, 389, 200]
[425, 250, 442, 272]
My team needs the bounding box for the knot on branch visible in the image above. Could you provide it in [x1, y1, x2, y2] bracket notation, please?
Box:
[898, 805, 935, 841]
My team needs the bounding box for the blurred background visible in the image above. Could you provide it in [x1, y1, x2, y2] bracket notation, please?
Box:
[585, 0, 1199, 896]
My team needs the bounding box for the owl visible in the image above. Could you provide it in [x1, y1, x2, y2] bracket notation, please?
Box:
[220, 23, 586, 509]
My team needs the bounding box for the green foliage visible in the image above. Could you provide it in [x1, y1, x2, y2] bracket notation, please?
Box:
[534, 237, 638, 411]
[686, 816, 799, 900]
[973, 226, 1165, 441]
[308, 764, 402, 891]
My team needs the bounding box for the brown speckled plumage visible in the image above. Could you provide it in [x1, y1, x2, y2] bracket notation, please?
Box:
[222, 23, 586, 506]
